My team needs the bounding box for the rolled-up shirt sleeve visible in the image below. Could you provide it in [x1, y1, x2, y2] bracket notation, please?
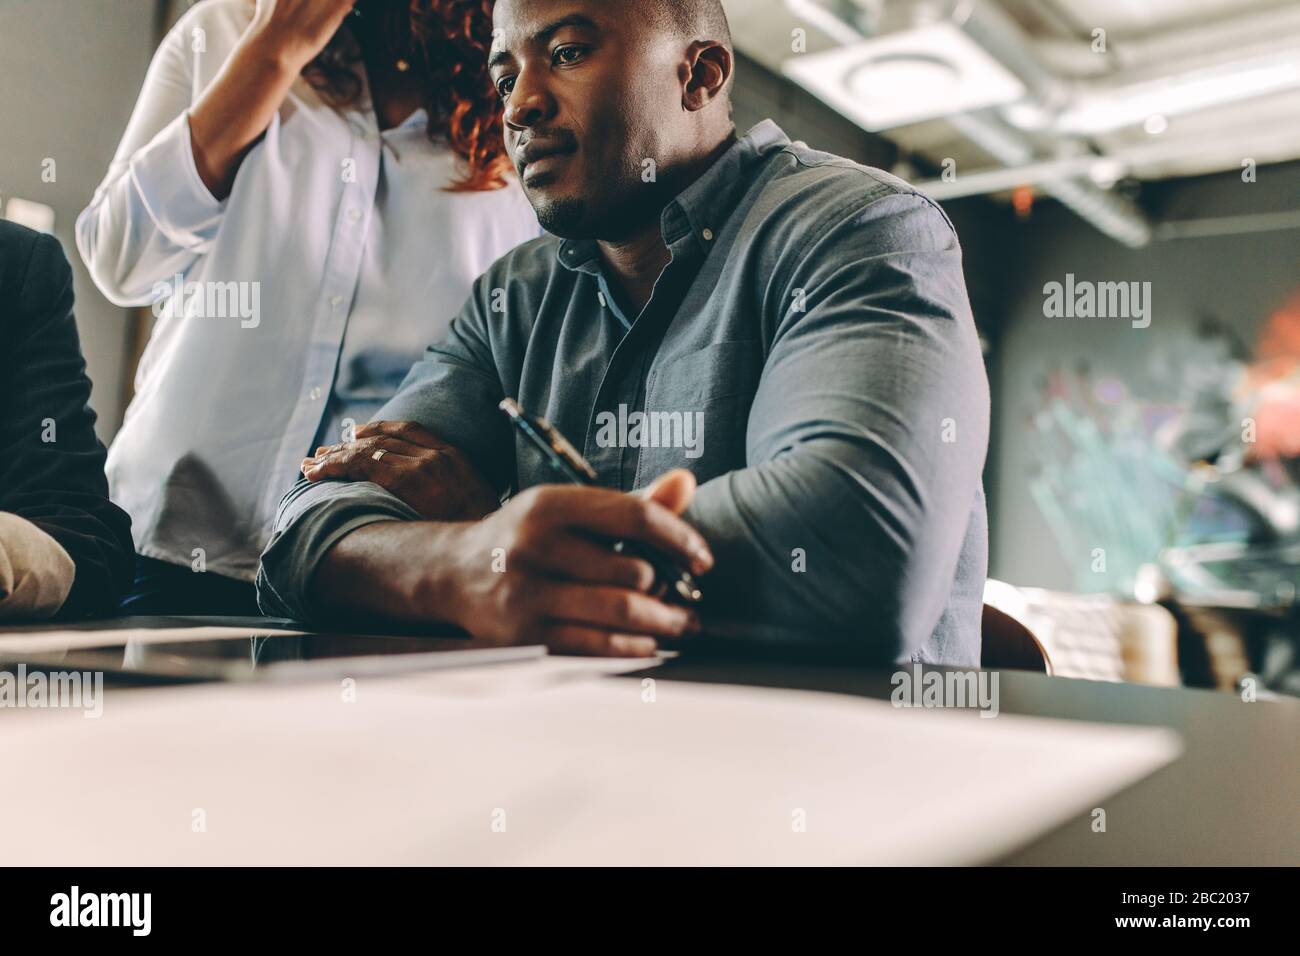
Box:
[256, 281, 511, 621]
[255, 479, 420, 621]
[685, 194, 990, 661]
[126, 111, 227, 251]
[75, 8, 229, 306]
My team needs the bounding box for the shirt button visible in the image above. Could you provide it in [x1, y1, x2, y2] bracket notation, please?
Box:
[329, 295, 343, 307]
[348, 209, 361, 222]
[309, 387, 323, 401]
[702, 228, 714, 241]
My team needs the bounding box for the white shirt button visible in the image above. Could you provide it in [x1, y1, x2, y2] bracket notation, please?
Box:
[348, 209, 361, 222]
[702, 228, 714, 241]
[329, 295, 343, 307]
[309, 387, 323, 401]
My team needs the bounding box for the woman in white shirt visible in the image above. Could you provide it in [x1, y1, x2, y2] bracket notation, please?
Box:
[77, 0, 539, 615]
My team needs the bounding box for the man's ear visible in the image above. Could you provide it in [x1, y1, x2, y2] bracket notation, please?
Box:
[682, 40, 732, 112]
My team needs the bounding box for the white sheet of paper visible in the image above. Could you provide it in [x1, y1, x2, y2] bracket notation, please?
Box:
[1, 659, 1181, 865]
[0, 625, 305, 655]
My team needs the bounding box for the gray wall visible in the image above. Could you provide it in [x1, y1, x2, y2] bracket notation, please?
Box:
[980, 162, 1300, 590]
[0, 0, 163, 440]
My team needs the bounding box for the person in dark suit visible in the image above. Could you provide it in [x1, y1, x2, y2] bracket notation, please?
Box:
[0, 220, 134, 619]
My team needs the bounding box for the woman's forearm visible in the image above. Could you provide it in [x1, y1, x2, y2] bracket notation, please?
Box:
[189, 0, 358, 199]
[187, 31, 303, 201]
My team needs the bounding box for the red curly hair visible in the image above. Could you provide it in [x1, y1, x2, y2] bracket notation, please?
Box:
[303, 0, 511, 192]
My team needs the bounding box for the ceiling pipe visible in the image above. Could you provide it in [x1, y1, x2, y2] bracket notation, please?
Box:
[937, 0, 1300, 134]
[945, 111, 1153, 246]
[784, 0, 1153, 245]
[827, 0, 1300, 132]
[1031, 1, 1300, 78]
[911, 121, 1300, 201]
[925, 0, 1155, 244]
[916, 153, 1128, 200]
[1052, 49, 1300, 135]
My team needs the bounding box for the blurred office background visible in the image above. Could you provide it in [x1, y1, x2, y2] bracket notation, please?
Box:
[3, 0, 1299, 690]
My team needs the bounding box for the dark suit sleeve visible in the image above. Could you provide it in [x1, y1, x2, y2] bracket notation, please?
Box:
[0, 225, 135, 617]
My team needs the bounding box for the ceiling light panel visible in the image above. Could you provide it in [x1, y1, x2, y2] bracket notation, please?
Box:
[782, 22, 1028, 131]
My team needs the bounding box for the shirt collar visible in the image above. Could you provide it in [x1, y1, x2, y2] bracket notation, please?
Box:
[557, 119, 792, 273]
[395, 107, 429, 133]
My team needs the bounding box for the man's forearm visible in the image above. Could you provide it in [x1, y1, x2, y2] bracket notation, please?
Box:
[309, 521, 467, 625]
[255, 478, 425, 621]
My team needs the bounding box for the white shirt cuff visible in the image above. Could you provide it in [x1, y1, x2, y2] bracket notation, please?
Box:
[128, 110, 228, 249]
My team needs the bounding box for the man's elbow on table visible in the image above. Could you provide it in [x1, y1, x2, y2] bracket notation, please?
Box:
[686, 446, 986, 664]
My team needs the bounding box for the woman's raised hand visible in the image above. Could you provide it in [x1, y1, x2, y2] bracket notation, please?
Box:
[248, 0, 359, 73]
[189, 0, 355, 199]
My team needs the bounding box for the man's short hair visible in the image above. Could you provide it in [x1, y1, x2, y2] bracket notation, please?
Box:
[658, 0, 733, 47]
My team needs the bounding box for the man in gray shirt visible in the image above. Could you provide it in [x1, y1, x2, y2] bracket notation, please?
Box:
[257, 0, 990, 664]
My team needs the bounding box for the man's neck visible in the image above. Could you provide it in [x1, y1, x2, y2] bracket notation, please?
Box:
[596, 129, 738, 317]
[597, 226, 673, 319]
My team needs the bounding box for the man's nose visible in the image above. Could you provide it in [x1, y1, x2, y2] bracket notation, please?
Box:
[504, 72, 557, 131]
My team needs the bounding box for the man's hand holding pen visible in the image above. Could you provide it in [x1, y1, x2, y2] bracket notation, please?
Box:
[305, 424, 713, 657]
[435, 473, 712, 656]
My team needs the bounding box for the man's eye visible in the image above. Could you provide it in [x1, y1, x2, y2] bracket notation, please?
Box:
[496, 76, 516, 98]
[552, 45, 585, 66]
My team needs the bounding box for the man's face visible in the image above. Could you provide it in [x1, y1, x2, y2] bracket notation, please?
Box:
[490, 0, 686, 239]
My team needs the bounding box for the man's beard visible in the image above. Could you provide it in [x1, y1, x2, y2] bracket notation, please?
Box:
[530, 180, 672, 241]
[532, 194, 591, 238]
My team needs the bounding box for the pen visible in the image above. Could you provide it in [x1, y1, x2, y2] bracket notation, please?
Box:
[499, 398, 703, 605]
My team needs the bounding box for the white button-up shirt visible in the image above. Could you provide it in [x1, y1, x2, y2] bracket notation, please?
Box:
[76, 0, 539, 581]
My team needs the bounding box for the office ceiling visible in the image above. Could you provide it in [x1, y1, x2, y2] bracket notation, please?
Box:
[724, 0, 1300, 240]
